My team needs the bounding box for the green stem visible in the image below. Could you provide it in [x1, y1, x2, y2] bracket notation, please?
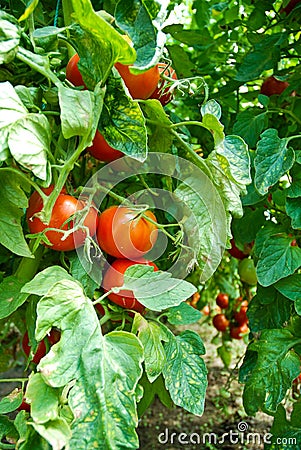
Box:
[15, 243, 44, 283]
[0, 378, 28, 383]
[16, 47, 61, 86]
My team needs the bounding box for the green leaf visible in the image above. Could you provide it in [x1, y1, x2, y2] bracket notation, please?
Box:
[0, 388, 22, 414]
[68, 254, 98, 299]
[140, 100, 174, 153]
[232, 206, 266, 246]
[202, 113, 224, 147]
[286, 197, 301, 229]
[0, 81, 27, 159]
[22, 266, 74, 297]
[120, 265, 196, 311]
[201, 99, 222, 120]
[242, 329, 301, 415]
[34, 277, 143, 450]
[8, 113, 50, 180]
[0, 169, 32, 257]
[0, 415, 18, 444]
[275, 274, 301, 314]
[58, 85, 103, 140]
[235, 33, 286, 81]
[247, 285, 292, 332]
[167, 302, 202, 325]
[267, 403, 301, 449]
[132, 315, 168, 382]
[115, 0, 160, 70]
[256, 233, 301, 286]
[0, 275, 29, 319]
[163, 329, 207, 415]
[26, 373, 61, 424]
[254, 129, 295, 195]
[18, 0, 39, 21]
[232, 108, 268, 148]
[216, 135, 251, 185]
[0, 11, 21, 64]
[98, 71, 147, 161]
[31, 419, 71, 450]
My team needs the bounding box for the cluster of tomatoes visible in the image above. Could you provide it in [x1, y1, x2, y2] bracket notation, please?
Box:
[212, 293, 249, 340]
[66, 46, 177, 163]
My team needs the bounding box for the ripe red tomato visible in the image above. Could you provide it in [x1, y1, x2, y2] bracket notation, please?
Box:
[97, 205, 158, 259]
[18, 399, 31, 412]
[228, 238, 248, 260]
[234, 305, 248, 325]
[88, 130, 123, 162]
[102, 258, 158, 313]
[230, 323, 249, 340]
[66, 53, 86, 87]
[238, 258, 258, 285]
[260, 76, 289, 96]
[114, 62, 160, 99]
[149, 63, 177, 106]
[216, 293, 229, 309]
[212, 314, 230, 332]
[22, 329, 60, 364]
[27, 189, 98, 251]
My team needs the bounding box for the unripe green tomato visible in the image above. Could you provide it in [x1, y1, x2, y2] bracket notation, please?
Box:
[238, 258, 258, 285]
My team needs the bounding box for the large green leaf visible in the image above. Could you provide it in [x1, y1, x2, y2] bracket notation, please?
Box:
[242, 329, 301, 415]
[275, 274, 301, 314]
[0, 275, 29, 319]
[0, 169, 32, 257]
[233, 108, 268, 148]
[0, 11, 21, 64]
[0, 389, 23, 414]
[162, 329, 207, 416]
[254, 129, 295, 195]
[266, 403, 301, 449]
[140, 100, 174, 153]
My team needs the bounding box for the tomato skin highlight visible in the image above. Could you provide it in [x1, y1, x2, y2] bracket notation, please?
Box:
[115, 62, 160, 99]
[212, 313, 230, 332]
[88, 130, 123, 162]
[97, 205, 158, 259]
[216, 293, 229, 309]
[260, 76, 289, 96]
[150, 63, 177, 106]
[66, 53, 86, 87]
[27, 190, 98, 252]
[103, 258, 158, 313]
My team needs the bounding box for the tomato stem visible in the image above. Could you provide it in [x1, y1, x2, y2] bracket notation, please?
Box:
[15, 243, 44, 283]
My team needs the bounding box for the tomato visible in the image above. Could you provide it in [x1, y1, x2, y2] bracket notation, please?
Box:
[215, 293, 229, 309]
[66, 53, 86, 87]
[230, 323, 249, 340]
[234, 305, 248, 325]
[149, 63, 177, 106]
[212, 314, 230, 332]
[18, 399, 31, 412]
[238, 258, 258, 285]
[97, 205, 158, 259]
[281, 0, 301, 14]
[27, 189, 98, 251]
[189, 292, 200, 308]
[88, 130, 123, 162]
[260, 76, 289, 97]
[201, 305, 210, 316]
[102, 258, 159, 313]
[22, 329, 60, 364]
[115, 62, 160, 99]
[228, 238, 248, 260]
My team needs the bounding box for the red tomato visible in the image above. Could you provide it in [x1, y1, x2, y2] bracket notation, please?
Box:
[18, 399, 31, 412]
[150, 63, 177, 106]
[212, 314, 230, 332]
[88, 130, 123, 162]
[102, 258, 158, 313]
[260, 76, 289, 97]
[115, 62, 160, 99]
[22, 329, 60, 364]
[228, 238, 248, 260]
[201, 305, 210, 316]
[230, 323, 249, 340]
[215, 293, 229, 309]
[234, 305, 248, 325]
[281, 0, 301, 14]
[97, 205, 158, 259]
[66, 53, 86, 87]
[27, 190, 98, 251]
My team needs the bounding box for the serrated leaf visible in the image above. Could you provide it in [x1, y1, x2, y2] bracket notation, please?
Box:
[26, 373, 60, 424]
[69, 254, 98, 298]
[242, 329, 301, 415]
[35, 277, 143, 450]
[0, 170, 32, 257]
[98, 71, 147, 161]
[0, 12, 21, 64]
[140, 100, 173, 153]
[0, 275, 29, 319]
[275, 274, 301, 314]
[162, 329, 207, 416]
[248, 285, 292, 332]
[286, 197, 301, 229]
[233, 108, 268, 148]
[121, 265, 196, 311]
[22, 266, 74, 297]
[115, 0, 162, 70]
[254, 129, 295, 195]
[256, 234, 301, 286]
[216, 135, 251, 185]
[132, 315, 168, 382]
[167, 302, 202, 325]
[8, 113, 50, 180]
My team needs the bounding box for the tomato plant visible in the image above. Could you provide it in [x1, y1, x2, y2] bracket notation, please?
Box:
[97, 205, 158, 259]
[102, 258, 158, 313]
[149, 63, 177, 106]
[114, 62, 160, 99]
[88, 130, 123, 162]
